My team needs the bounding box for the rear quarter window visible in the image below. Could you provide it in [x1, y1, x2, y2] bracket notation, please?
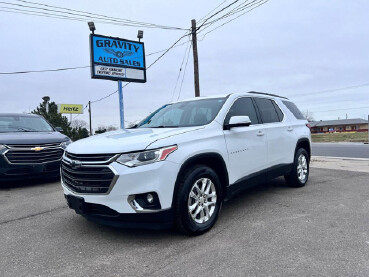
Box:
[282, 101, 305, 120]
[253, 98, 280, 123]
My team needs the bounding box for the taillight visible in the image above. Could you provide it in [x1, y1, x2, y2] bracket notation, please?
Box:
[306, 123, 311, 129]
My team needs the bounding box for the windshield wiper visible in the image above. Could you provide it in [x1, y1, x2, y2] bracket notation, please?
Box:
[16, 127, 36, 132]
[150, 126, 179, 128]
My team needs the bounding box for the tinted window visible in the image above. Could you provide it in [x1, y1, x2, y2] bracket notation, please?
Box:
[282, 101, 305, 120]
[224, 97, 259, 125]
[272, 101, 284, 121]
[254, 98, 280, 123]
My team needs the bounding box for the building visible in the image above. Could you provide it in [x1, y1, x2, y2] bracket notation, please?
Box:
[310, 118, 368, 133]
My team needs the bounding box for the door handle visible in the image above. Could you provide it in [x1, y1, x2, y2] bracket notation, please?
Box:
[287, 127, 293, 132]
[257, 131, 264, 136]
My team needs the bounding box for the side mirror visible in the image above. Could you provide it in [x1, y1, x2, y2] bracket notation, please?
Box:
[55, 127, 63, 132]
[224, 116, 252, 130]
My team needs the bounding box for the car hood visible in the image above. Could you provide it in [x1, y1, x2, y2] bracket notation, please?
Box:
[0, 131, 69, 145]
[67, 126, 203, 154]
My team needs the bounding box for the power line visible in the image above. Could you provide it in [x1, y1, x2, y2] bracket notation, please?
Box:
[198, 0, 240, 29]
[199, 0, 264, 32]
[177, 43, 192, 101]
[170, 39, 191, 102]
[203, 0, 262, 25]
[0, 40, 190, 75]
[15, 0, 185, 29]
[146, 33, 191, 69]
[0, 65, 90, 74]
[287, 83, 369, 98]
[0, 0, 186, 30]
[198, 0, 270, 40]
[197, 0, 230, 24]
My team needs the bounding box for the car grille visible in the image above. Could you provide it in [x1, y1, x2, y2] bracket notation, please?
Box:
[61, 161, 115, 194]
[65, 152, 117, 163]
[4, 145, 64, 164]
[6, 143, 61, 148]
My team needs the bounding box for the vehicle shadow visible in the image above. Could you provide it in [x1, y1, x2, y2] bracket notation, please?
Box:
[0, 176, 60, 190]
[76, 177, 290, 239]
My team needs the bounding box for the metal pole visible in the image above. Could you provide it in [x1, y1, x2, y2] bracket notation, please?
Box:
[70, 114, 72, 124]
[88, 101, 92, 136]
[191, 19, 200, 97]
[118, 80, 125, 129]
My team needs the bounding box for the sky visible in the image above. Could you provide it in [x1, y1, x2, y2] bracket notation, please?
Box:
[0, 0, 368, 131]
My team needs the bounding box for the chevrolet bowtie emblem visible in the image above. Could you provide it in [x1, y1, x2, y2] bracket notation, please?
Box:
[31, 147, 44, 152]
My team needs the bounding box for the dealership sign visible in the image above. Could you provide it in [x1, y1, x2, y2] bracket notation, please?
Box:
[90, 34, 146, 82]
[57, 104, 83, 114]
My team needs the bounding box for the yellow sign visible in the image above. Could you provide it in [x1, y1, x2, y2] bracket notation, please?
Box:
[57, 104, 83, 114]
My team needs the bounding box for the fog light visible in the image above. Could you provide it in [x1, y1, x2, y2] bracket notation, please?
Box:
[147, 193, 154, 204]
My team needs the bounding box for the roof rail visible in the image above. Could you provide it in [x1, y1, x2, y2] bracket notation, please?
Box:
[247, 91, 289, 100]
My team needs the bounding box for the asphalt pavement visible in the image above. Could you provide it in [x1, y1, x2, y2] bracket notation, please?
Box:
[1, 168, 368, 277]
[312, 142, 369, 159]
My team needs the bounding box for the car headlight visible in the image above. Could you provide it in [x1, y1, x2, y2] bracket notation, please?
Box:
[60, 140, 72, 149]
[116, 145, 177, 167]
[0, 144, 7, 151]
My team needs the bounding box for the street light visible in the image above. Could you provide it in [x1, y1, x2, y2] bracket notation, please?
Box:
[137, 30, 143, 42]
[42, 96, 50, 114]
[88, 22, 96, 34]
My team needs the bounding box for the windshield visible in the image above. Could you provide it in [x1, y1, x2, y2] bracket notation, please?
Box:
[137, 98, 227, 128]
[0, 115, 54, 133]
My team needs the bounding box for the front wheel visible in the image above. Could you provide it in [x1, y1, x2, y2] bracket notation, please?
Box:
[175, 165, 222, 236]
[285, 148, 309, 187]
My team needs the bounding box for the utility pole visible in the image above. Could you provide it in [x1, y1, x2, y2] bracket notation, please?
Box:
[191, 19, 200, 97]
[88, 101, 92, 136]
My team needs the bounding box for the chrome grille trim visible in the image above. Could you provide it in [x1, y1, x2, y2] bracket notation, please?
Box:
[61, 156, 118, 195]
[64, 152, 119, 164]
[3, 143, 64, 164]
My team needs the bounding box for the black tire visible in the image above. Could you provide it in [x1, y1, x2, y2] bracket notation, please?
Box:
[285, 148, 310, 188]
[175, 165, 222, 236]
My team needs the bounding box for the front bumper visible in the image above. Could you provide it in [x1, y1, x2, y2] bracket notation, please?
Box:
[0, 155, 61, 181]
[65, 194, 174, 229]
[62, 160, 181, 225]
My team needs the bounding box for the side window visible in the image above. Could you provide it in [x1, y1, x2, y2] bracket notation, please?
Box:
[272, 101, 284, 121]
[282, 101, 305, 120]
[253, 98, 280, 123]
[224, 97, 259, 125]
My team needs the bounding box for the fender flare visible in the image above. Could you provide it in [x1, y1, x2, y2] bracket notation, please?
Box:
[171, 152, 229, 207]
[295, 138, 311, 159]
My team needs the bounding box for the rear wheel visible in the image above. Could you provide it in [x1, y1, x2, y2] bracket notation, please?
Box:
[285, 148, 309, 187]
[175, 165, 222, 236]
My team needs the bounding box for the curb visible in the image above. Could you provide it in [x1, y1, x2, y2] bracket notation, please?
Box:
[312, 156, 369, 161]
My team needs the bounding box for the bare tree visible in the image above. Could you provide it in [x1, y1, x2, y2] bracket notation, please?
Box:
[95, 125, 118, 135]
[302, 110, 315, 122]
[71, 119, 87, 129]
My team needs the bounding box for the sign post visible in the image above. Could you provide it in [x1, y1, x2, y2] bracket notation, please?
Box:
[118, 80, 124, 129]
[89, 34, 146, 129]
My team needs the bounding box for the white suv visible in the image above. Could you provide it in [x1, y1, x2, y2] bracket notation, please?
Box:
[61, 92, 311, 235]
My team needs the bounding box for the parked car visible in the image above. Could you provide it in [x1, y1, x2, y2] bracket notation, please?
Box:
[62, 92, 311, 235]
[0, 113, 71, 182]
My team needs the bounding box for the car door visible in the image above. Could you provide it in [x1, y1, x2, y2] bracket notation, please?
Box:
[223, 97, 268, 185]
[253, 97, 295, 171]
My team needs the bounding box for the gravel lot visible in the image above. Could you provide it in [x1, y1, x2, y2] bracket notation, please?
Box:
[1, 167, 368, 277]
